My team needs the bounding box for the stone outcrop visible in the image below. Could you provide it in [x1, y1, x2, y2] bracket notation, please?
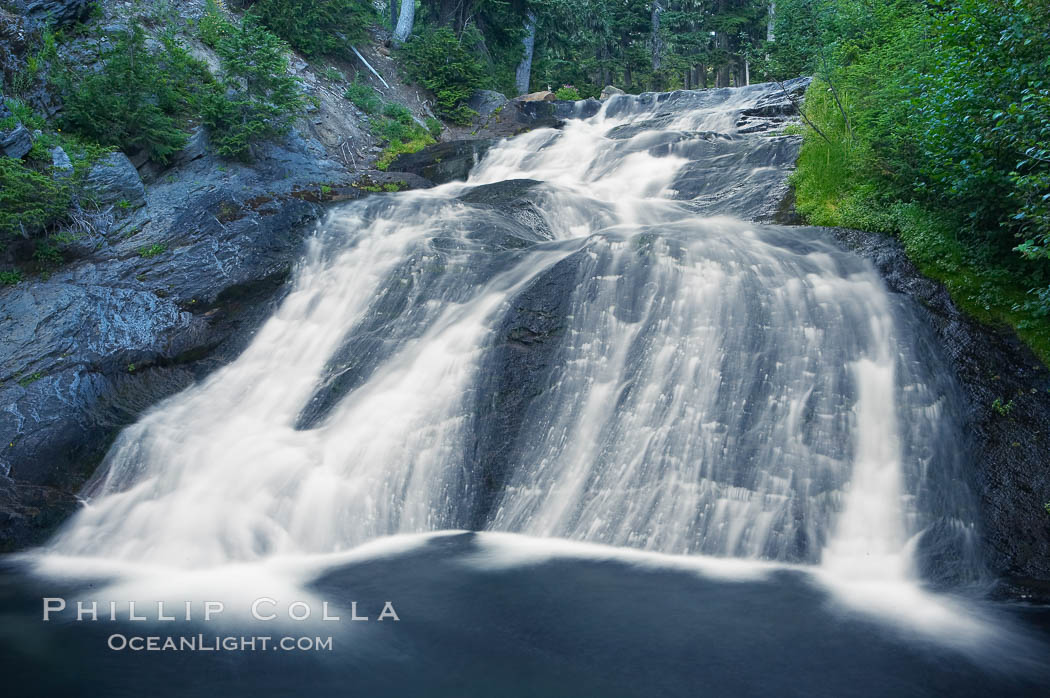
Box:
[0, 96, 32, 159]
[22, 0, 95, 29]
[83, 151, 145, 207]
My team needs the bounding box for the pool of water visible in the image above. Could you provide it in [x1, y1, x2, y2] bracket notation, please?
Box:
[2, 532, 1047, 697]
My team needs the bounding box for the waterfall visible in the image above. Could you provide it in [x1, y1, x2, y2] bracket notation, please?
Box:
[46, 80, 977, 590]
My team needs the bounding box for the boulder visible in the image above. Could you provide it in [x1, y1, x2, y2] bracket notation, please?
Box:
[516, 90, 555, 103]
[23, 0, 94, 28]
[0, 98, 32, 159]
[387, 139, 497, 185]
[172, 127, 209, 167]
[0, 121, 31, 159]
[51, 145, 73, 179]
[468, 90, 509, 118]
[600, 85, 626, 100]
[84, 151, 145, 208]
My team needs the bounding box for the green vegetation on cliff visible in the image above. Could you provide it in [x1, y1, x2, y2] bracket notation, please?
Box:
[200, 13, 304, 160]
[777, 0, 1050, 363]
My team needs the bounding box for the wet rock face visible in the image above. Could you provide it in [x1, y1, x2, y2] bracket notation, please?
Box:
[388, 139, 497, 184]
[0, 475, 79, 552]
[21, 0, 95, 29]
[84, 151, 145, 207]
[468, 90, 509, 118]
[826, 226, 1050, 602]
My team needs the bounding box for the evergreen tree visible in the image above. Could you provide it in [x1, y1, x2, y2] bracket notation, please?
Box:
[202, 15, 305, 160]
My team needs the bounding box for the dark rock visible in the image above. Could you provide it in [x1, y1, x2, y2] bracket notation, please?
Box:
[387, 139, 497, 184]
[0, 122, 30, 158]
[172, 127, 209, 167]
[0, 9, 29, 80]
[0, 475, 80, 552]
[84, 151, 145, 208]
[468, 90, 509, 118]
[457, 179, 553, 241]
[22, 0, 94, 28]
[468, 248, 585, 526]
[0, 95, 32, 158]
[824, 225, 1050, 602]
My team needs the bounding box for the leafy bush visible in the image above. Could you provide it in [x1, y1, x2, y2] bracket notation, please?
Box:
[202, 16, 304, 160]
[425, 117, 442, 139]
[398, 28, 484, 124]
[249, 0, 374, 58]
[0, 270, 22, 285]
[555, 85, 581, 100]
[344, 81, 382, 114]
[57, 25, 212, 164]
[916, 0, 1050, 270]
[779, 0, 1050, 362]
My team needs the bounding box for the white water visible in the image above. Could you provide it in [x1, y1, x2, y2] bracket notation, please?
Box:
[43, 82, 975, 612]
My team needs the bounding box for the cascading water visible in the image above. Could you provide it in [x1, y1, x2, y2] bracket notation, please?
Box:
[45, 79, 978, 595]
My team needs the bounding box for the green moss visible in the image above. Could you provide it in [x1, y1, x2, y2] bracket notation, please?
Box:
[17, 372, 44, 387]
[139, 244, 167, 258]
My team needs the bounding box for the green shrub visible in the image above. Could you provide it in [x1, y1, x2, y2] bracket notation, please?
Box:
[382, 102, 414, 124]
[397, 28, 484, 125]
[425, 117, 442, 139]
[0, 157, 71, 240]
[917, 0, 1050, 263]
[555, 85, 581, 100]
[202, 16, 305, 160]
[250, 0, 374, 58]
[57, 25, 212, 164]
[0, 270, 22, 285]
[344, 81, 382, 114]
[198, 0, 235, 48]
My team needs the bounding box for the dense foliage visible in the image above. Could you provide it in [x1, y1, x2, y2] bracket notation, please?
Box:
[776, 0, 1050, 360]
[0, 155, 70, 239]
[382, 1, 773, 98]
[397, 27, 485, 123]
[56, 25, 212, 164]
[238, 0, 375, 58]
[200, 14, 304, 160]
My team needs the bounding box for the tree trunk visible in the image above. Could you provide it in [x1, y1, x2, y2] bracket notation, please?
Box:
[514, 12, 537, 96]
[716, 39, 730, 88]
[767, 1, 776, 42]
[393, 0, 415, 43]
[389, 0, 398, 30]
[651, 0, 663, 75]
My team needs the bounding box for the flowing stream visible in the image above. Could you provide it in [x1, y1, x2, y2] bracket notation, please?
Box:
[48, 80, 971, 580]
[9, 80, 1048, 696]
